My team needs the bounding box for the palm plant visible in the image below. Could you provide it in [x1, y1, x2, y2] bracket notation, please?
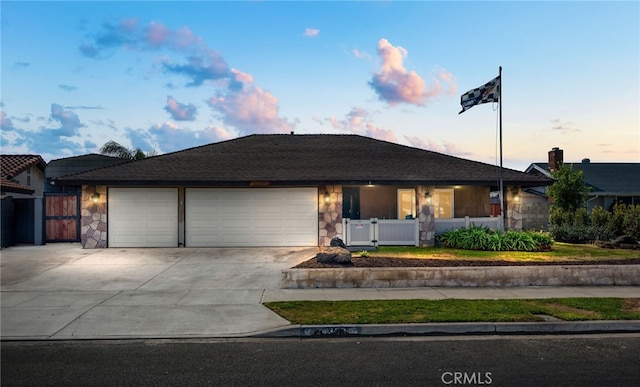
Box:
[99, 141, 155, 160]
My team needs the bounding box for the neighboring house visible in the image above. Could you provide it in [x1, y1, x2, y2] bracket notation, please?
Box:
[1, 154, 47, 247]
[43, 154, 130, 243]
[526, 147, 640, 212]
[56, 134, 552, 249]
[46, 153, 129, 193]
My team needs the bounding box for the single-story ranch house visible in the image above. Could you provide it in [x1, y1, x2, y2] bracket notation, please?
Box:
[56, 134, 552, 249]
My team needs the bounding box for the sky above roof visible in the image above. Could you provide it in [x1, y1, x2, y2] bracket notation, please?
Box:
[1, 1, 638, 170]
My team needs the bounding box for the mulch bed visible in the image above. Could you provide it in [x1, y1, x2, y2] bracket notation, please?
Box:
[294, 257, 640, 269]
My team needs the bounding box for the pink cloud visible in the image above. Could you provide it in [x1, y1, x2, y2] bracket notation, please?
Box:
[146, 22, 170, 47]
[173, 27, 202, 49]
[82, 17, 291, 138]
[363, 123, 397, 143]
[164, 96, 197, 121]
[304, 28, 320, 37]
[369, 38, 456, 106]
[325, 117, 342, 130]
[148, 121, 230, 152]
[208, 86, 294, 135]
[405, 135, 472, 157]
[119, 18, 138, 33]
[231, 68, 254, 84]
[324, 106, 397, 143]
[202, 125, 232, 142]
[353, 49, 372, 60]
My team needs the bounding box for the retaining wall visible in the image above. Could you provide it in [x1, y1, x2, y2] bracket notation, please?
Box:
[281, 265, 640, 288]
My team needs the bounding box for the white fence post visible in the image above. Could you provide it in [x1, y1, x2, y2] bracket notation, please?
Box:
[342, 218, 350, 246]
[372, 218, 379, 247]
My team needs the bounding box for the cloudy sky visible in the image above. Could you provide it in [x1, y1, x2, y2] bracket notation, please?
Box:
[1, 1, 638, 170]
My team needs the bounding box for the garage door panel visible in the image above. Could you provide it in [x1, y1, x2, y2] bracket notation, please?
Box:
[111, 235, 144, 245]
[108, 188, 178, 248]
[186, 188, 317, 247]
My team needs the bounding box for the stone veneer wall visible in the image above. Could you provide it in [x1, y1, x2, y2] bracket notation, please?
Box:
[318, 185, 342, 246]
[81, 185, 107, 248]
[416, 185, 435, 247]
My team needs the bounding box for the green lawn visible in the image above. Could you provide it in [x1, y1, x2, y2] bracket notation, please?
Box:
[365, 243, 640, 262]
[265, 298, 640, 324]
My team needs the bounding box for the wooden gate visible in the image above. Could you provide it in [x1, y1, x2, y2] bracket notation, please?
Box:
[44, 192, 80, 242]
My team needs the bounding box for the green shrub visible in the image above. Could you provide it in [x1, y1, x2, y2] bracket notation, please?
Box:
[622, 204, 640, 240]
[549, 224, 613, 244]
[573, 207, 588, 226]
[589, 206, 610, 228]
[527, 231, 554, 248]
[550, 208, 573, 226]
[607, 203, 627, 237]
[549, 204, 640, 243]
[438, 226, 550, 252]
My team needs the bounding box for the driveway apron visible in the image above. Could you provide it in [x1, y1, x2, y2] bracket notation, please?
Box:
[1, 244, 316, 340]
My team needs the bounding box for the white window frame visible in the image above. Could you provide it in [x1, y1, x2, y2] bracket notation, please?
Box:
[433, 188, 454, 219]
[397, 189, 416, 219]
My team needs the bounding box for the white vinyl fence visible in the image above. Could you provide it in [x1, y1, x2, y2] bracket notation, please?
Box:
[434, 216, 500, 235]
[342, 218, 419, 247]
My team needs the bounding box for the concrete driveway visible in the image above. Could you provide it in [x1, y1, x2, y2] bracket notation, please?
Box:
[1, 244, 316, 340]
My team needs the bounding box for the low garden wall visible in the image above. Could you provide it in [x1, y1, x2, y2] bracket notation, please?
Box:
[281, 265, 640, 288]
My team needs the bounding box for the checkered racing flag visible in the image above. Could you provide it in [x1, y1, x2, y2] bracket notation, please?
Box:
[459, 76, 500, 114]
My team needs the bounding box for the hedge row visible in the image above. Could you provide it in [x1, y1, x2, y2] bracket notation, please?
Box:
[550, 203, 640, 243]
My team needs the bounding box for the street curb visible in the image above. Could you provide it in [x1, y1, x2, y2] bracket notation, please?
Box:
[254, 320, 640, 338]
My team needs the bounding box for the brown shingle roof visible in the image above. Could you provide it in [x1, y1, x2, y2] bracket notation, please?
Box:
[1, 154, 46, 194]
[57, 134, 552, 187]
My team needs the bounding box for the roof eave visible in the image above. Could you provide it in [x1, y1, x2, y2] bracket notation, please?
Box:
[56, 177, 553, 187]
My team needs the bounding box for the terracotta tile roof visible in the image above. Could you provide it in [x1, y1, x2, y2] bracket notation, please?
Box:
[58, 134, 553, 187]
[1, 154, 46, 178]
[1, 154, 46, 194]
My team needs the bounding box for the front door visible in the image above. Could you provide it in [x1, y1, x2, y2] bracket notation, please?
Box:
[342, 187, 361, 219]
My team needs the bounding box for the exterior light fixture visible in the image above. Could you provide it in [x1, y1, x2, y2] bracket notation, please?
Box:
[511, 187, 520, 202]
[90, 192, 101, 203]
[425, 192, 432, 203]
[324, 191, 331, 204]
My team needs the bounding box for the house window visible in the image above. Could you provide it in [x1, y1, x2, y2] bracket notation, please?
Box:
[434, 189, 454, 219]
[397, 189, 415, 219]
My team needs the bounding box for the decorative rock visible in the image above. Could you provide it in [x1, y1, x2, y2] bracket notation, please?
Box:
[611, 235, 638, 247]
[330, 237, 346, 248]
[316, 246, 351, 264]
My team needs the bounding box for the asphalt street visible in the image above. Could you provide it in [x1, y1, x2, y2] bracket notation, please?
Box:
[2, 334, 639, 386]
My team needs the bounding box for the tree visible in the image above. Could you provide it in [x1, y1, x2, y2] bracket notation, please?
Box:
[548, 163, 590, 225]
[99, 141, 155, 160]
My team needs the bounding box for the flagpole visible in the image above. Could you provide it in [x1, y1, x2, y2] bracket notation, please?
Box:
[498, 66, 504, 232]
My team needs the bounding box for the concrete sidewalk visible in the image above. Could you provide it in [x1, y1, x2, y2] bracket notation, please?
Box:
[1, 244, 639, 340]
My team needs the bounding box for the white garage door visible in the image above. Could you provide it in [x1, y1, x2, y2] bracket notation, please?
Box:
[186, 188, 318, 247]
[108, 188, 178, 247]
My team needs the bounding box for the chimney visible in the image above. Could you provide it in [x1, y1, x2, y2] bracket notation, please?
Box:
[548, 147, 563, 172]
